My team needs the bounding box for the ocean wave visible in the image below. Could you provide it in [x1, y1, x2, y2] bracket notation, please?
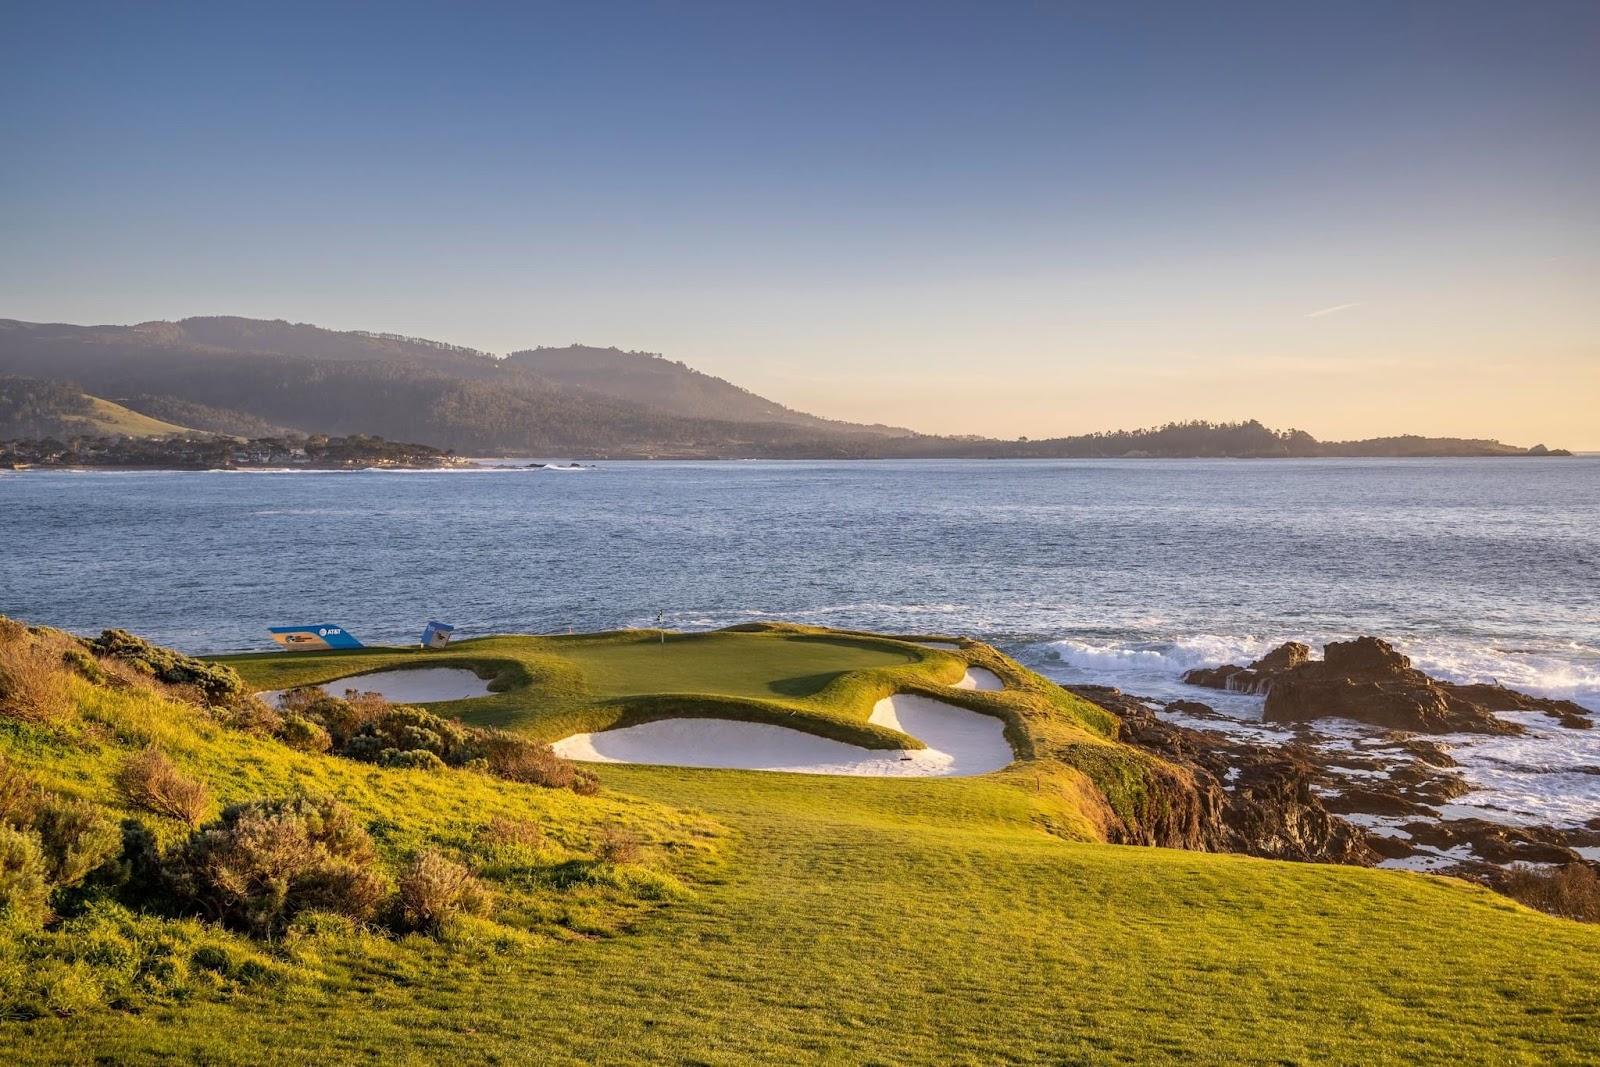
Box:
[1040, 634, 1282, 675]
[1038, 633, 1599, 708]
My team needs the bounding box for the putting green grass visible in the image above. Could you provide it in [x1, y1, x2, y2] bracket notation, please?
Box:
[18, 762, 1600, 1064]
[216, 625, 1174, 843]
[216, 627, 1000, 751]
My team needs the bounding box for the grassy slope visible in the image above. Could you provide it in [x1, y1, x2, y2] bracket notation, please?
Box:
[11, 627, 1599, 1062]
[19, 762, 1600, 1064]
[0, 660, 720, 1033]
[69, 396, 196, 437]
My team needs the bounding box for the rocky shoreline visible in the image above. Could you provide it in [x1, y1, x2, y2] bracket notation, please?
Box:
[1069, 636, 1600, 893]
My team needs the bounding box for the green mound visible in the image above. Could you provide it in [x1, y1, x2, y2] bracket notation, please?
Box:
[220, 626, 1020, 752]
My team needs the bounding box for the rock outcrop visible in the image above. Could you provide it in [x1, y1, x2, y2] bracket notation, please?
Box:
[1181, 636, 1594, 734]
[1067, 685, 1375, 866]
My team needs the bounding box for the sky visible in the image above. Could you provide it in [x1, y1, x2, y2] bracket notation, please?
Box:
[3, 1, 1597, 446]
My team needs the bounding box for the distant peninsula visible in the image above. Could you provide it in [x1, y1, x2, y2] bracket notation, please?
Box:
[0, 318, 1575, 460]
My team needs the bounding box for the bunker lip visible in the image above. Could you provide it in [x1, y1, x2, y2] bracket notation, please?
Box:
[551, 668, 1012, 777]
[260, 666, 491, 706]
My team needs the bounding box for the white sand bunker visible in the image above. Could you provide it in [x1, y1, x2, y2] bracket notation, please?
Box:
[552, 676, 1012, 778]
[953, 666, 1004, 691]
[261, 667, 490, 706]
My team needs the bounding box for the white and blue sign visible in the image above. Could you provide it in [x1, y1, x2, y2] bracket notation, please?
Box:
[420, 621, 455, 649]
[268, 625, 364, 651]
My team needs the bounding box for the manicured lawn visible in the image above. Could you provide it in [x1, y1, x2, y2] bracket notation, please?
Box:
[214, 628, 981, 748]
[18, 761, 1600, 1064]
[550, 631, 921, 701]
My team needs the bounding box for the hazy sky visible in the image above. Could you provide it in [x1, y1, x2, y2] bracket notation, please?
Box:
[4, 2, 1597, 446]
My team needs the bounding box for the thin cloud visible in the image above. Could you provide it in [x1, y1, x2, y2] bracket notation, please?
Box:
[1306, 302, 1362, 318]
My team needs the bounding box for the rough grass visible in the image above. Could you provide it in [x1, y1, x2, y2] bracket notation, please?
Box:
[10, 762, 1600, 1064]
[0, 632, 720, 1024]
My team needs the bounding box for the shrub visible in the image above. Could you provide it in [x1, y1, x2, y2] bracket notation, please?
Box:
[0, 630, 70, 723]
[279, 690, 384, 747]
[468, 729, 595, 792]
[163, 796, 389, 937]
[594, 827, 642, 866]
[83, 628, 248, 707]
[278, 715, 332, 754]
[380, 749, 448, 772]
[391, 850, 491, 934]
[0, 824, 50, 928]
[0, 756, 44, 828]
[1500, 863, 1600, 922]
[116, 747, 211, 828]
[60, 646, 108, 685]
[215, 695, 284, 737]
[479, 816, 543, 850]
[352, 706, 468, 760]
[33, 795, 122, 889]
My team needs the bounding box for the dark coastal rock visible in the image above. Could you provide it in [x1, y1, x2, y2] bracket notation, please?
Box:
[1323, 635, 1409, 674]
[1323, 787, 1430, 818]
[1166, 698, 1228, 720]
[1441, 683, 1594, 730]
[1403, 818, 1584, 866]
[1252, 641, 1312, 672]
[1364, 834, 1418, 861]
[1381, 733, 1458, 768]
[1179, 663, 1258, 692]
[1066, 685, 1374, 866]
[1182, 636, 1593, 735]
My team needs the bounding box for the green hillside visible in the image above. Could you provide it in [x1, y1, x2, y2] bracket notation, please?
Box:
[0, 378, 198, 440]
[4, 620, 1599, 1063]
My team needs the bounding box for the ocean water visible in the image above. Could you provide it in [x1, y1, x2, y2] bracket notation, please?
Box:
[4, 457, 1597, 828]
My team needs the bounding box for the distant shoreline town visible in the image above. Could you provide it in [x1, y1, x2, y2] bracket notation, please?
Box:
[1, 433, 472, 471]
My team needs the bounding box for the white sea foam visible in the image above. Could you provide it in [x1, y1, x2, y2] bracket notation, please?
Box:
[1028, 631, 1600, 832]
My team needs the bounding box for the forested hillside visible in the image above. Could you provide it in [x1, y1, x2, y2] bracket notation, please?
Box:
[507, 345, 910, 437]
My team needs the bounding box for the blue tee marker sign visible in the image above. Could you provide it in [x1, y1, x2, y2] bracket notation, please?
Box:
[420, 621, 455, 649]
[268, 625, 364, 651]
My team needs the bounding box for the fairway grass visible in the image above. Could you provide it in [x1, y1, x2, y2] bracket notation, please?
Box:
[18, 762, 1600, 1064]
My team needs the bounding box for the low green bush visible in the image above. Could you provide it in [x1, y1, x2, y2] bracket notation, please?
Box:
[163, 796, 391, 937]
[391, 850, 492, 933]
[277, 715, 332, 753]
[83, 628, 248, 707]
[0, 825, 50, 929]
[32, 796, 122, 890]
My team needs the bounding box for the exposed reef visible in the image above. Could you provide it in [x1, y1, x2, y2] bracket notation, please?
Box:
[1182, 636, 1594, 734]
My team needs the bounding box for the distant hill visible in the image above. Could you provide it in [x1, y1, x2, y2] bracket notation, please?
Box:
[0, 376, 198, 439]
[0, 317, 906, 455]
[0, 317, 1571, 459]
[507, 345, 911, 437]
